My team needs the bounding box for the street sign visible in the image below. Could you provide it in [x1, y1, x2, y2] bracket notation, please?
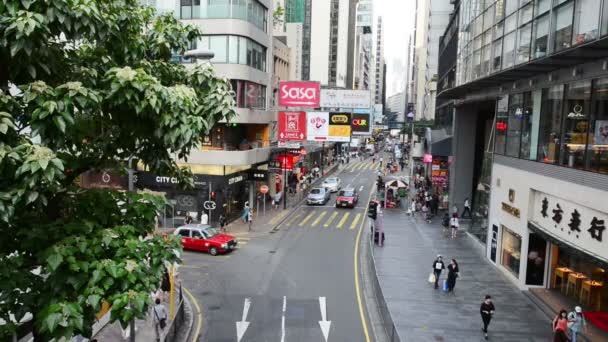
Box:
[278, 141, 301, 148]
[203, 201, 216, 210]
[278, 111, 307, 141]
[260, 185, 269, 194]
[278, 81, 320, 107]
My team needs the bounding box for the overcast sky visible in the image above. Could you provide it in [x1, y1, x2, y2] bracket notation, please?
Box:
[375, 0, 416, 97]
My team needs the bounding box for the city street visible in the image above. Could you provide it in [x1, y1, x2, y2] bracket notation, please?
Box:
[180, 158, 381, 342]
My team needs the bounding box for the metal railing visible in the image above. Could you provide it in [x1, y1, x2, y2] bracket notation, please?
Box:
[162, 284, 185, 342]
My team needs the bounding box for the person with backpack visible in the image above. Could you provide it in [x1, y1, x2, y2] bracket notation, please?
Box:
[568, 306, 586, 342]
[153, 298, 168, 341]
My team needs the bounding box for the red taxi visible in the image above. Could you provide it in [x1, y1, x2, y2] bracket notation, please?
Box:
[173, 224, 237, 256]
[335, 188, 359, 208]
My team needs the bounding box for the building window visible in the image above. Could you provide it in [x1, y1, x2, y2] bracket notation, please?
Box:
[516, 23, 532, 64]
[603, 0, 608, 35]
[532, 15, 550, 59]
[518, 1, 533, 26]
[535, 0, 551, 16]
[209, 35, 228, 63]
[180, 0, 268, 32]
[537, 85, 565, 164]
[230, 80, 266, 109]
[501, 226, 522, 277]
[587, 77, 608, 174]
[505, 0, 518, 16]
[572, 0, 601, 45]
[195, 35, 266, 71]
[493, 38, 503, 71]
[560, 80, 591, 169]
[520, 92, 535, 159]
[506, 92, 524, 157]
[495, 95, 509, 154]
[553, 1, 574, 52]
[502, 31, 516, 68]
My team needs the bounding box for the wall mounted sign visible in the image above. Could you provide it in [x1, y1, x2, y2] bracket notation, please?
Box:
[352, 111, 371, 135]
[306, 111, 330, 141]
[278, 81, 320, 107]
[320, 89, 371, 109]
[502, 202, 521, 218]
[278, 111, 307, 141]
[328, 112, 351, 142]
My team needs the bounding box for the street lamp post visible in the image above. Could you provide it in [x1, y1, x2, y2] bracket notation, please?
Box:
[183, 48, 215, 61]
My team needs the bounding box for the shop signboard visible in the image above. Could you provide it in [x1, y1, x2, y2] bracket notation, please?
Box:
[328, 112, 351, 142]
[307, 111, 330, 141]
[278, 111, 307, 141]
[530, 190, 608, 263]
[423, 154, 433, 163]
[136, 172, 209, 190]
[249, 170, 268, 181]
[351, 110, 371, 135]
[278, 141, 301, 148]
[278, 81, 320, 107]
[320, 89, 371, 109]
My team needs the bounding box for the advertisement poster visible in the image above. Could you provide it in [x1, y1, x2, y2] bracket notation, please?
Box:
[595, 120, 608, 145]
[278, 111, 306, 141]
[328, 112, 351, 142]
[352, 110, 371, 135]
[307, 111, 330, 141]
[320, 89, 371, 109]
[278, 81, 320, 108]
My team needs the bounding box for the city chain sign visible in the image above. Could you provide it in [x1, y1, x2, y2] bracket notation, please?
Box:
[278, 81, 320, 108]
[320, 89, 371, 109]
[278, 111, 306, 141]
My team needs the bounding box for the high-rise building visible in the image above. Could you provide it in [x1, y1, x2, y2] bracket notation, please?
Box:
[353, 0, 373, 90]
[285, 0, 304, 23]
[374, 16, 385, 104]
[413, 0, 452, 120]
[309, 0, 350, 87]
[274, 0, 302, 80]
[150, 0, 274, 225]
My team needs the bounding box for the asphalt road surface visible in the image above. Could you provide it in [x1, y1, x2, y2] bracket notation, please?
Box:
[180, 157, 382, 342]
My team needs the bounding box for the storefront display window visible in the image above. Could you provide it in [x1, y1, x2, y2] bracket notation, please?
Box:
[506, 93, 524, 157]
[526, 233, 547, 286]
[520, 92, 534, 159]
[572, 0, 600, 45]
[537, 85, 564, 164]
[553, 2, 574, 52]
[501, 226, 522, 277]
[495, 95, 509, 154]
[560, 80, 591, 170]
[587, 77, 608, 174]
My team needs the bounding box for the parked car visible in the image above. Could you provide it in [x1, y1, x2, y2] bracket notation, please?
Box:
[173, 224, 237, 256]
[335, 188, 359, 208]
[307, 187, 331, 205]
[322, 177, 341, 192]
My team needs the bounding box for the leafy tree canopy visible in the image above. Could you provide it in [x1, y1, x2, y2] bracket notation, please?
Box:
[0, 0, 236, 340]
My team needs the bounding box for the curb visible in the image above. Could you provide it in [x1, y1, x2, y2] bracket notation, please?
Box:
[179, 292, 195, 342]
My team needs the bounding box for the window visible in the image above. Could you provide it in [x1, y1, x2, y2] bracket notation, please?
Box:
[493, 38, 503, 71]
[482, 45, 491, 75]
[484, 6, 495, 31]
[495, 95, 509, 154]
[561, 80, 591, 169]
[191, 230, 203, 239]
[209, 0, 229, 18]
[520, 92, 535, 159]
[588, 77, 608, 173]
[209, 35, 227, 63]
[538, 85, 565, 164]
[518, 2, 533, 25]
[178, 229, 191, 237]
[573, 0, 600, 45]
[502, 32, 516, 68]
[505, 0, 518, 16]
[505, 13, 517, 33]
[516, 23, 532, 64]
[506, 93, 525, 157]
[230, 80, 266, 109]
[536, 0, 551, 15]
[228, 36, 239, 64]
[198, 35, 266, 71]
[180, 0, 267, 32]
[553, 2, 574, 52]
[603, 0, 608, 35]
[496, 0, 505, 21]
[532, 15, 550, 58]
[495, 20, 504, 39]
[501, 226, 522, 277]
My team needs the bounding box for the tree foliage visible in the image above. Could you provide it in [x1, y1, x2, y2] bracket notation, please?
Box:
[0, 0, 236, 340]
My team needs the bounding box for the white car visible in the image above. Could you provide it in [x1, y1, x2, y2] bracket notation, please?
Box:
[322, 177, 341, 192]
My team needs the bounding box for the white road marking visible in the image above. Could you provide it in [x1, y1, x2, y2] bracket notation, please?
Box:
[318, 296, 331, 342]
[236, 298, 251, 342]
[281, 296, 287, 342]
[359, 185, 364, 192]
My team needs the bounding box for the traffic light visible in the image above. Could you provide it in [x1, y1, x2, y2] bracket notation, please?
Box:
[210, 191, 216, 201]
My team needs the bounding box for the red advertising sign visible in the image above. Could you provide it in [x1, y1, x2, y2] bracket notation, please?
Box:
[279, 81, 320, 108]
[277, 155, 294, 170]
[278, 111, 307, 141]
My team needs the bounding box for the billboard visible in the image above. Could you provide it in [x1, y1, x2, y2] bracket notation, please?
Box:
[320, 89, 371, 109]
[278, 81, 320, 107]
[351, 112, 371, 135]
[306, 112, 330, 141]
[328, 112, 351, 142]
[278, 111, 306, 141]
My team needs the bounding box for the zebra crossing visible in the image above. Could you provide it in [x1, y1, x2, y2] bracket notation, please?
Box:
[344, 160, 381, 172]
[281, 208, 366, 232]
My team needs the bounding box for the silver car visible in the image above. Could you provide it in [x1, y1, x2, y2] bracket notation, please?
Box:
[322, 177, 341, 192]
[307, 187, 330, 205]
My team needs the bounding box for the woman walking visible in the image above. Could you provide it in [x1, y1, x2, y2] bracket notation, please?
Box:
[553, 309, 570, 342]
[480, 295, 495, 340]
[450, 213, 460, 239]
[446, 259, 459, 293]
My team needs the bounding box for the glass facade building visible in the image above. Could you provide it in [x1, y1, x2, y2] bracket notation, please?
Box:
[179, 0, 268, 32]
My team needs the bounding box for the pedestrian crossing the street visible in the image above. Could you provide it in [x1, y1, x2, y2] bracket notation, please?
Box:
[280, 208, 367, 232]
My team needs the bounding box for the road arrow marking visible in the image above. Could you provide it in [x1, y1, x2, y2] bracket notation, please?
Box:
[281, 296, 286, 342]
[236, 298, 251, 342]
[359, 185, 364, 192]
[318, 297, 331, 342]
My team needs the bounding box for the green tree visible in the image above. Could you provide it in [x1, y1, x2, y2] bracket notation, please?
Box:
[0, 0, 236, 340]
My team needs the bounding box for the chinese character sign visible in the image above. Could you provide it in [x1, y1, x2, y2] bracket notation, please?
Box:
[278, 111, 306, 141]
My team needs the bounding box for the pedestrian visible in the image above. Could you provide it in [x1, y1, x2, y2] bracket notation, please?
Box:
[442, 212, 450, 237]
[272, 191, 282, 209]
[446, 259, 459, 293]
[568, 306, 586, 342]
[242, 202, 250, 223]
[462, 197, 472, 218]
[450, 213, 460, 239]
[380, 157, 383, 167]
[153, 297, 168, 341]
[553, 309, 569, 342]
[219, 214, 227, 232]
[480, 295, 495, 340]
[431, 255, 445, 289]
[184, 213, 193, 224]
[247, 208, 253, 231]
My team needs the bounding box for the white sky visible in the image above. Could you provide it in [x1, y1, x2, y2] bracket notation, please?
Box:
[375, 0, 416, 96]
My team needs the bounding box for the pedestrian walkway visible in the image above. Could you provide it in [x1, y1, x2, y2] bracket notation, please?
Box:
[373, 209, 553, 341]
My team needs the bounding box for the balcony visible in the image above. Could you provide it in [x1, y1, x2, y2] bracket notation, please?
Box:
[183, 146, 272, 166]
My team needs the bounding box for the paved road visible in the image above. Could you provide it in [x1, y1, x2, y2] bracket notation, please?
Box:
[180, 158, 382, 342]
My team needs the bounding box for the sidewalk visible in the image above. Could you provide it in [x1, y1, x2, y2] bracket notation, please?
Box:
[373, 208, 553, 341]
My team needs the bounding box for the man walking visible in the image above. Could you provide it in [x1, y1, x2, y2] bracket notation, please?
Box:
[431, 255, 445, 289]
[480, 295, 495, 340]
[153, 298, 168, 341]
[462, 197, 472, 218]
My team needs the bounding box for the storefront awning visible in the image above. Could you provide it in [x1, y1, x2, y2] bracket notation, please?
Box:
[528, 221, 608, 270]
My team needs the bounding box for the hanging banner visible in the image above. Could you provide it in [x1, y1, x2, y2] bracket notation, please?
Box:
[278, 81, 320, 108]
[328, 112, 351, 142]
[320, 89, 371, 109]
[307, 111, 330, 141]
[278, 111, 306, 141]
